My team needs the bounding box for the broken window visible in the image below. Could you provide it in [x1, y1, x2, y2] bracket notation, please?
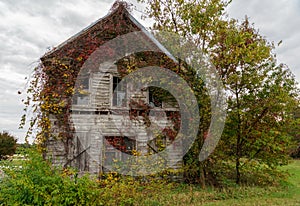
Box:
[148, 87, 178, 108]
[112, 76, 127, 107]
[148, 87, 163, 108]
[72, 75, 90, 105]
[104, 136, 136, 166]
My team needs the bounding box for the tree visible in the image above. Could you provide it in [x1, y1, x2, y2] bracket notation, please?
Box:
[139, 0, 300, 185]
[208, 16, 299, 183]
[0, 131, 17, 160]
[212, 18, 299, 184]
[291, 106, 300, 158]
[138, 0, 231, 186]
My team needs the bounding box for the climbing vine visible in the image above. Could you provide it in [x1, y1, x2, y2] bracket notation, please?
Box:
[20, 2, 141, 151]
[19, 2, 208, 178]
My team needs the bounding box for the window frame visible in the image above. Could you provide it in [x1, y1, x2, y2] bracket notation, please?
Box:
[103, 136, 136, 166]
[111, 75, 127, 108]
[72, 75, 90, 106]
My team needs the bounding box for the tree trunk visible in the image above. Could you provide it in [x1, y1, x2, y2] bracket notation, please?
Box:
[235, 84, 242, 185]
[236, 156, 241, 184]
[199, 162, 206, 189]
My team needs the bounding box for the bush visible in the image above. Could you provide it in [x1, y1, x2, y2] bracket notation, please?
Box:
[0, 131, 17, 160]
[0, 148, 103, 205]
[1, 147, 289, 205]
[0, 148, 176, 205]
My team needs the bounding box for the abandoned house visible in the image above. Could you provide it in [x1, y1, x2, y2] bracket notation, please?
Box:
[40, 1, 191, 177]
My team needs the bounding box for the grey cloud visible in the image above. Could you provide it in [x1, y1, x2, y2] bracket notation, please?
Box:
[1, 0, 298, 142]
[228, 0, 300, 84]
[0, 0, 116, 142]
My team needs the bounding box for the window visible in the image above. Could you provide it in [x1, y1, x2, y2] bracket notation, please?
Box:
[73, 94, 89, 105]
[148, 87, 178, 108]
[72, 75, 90, 105]
[104, 136, 136, 166]
[112, 76, 127, 107]
[148, 87, 163, 108]
[81, 76, 89, 90]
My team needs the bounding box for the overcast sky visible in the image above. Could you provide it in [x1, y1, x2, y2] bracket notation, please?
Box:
[0, 0, 299, 143]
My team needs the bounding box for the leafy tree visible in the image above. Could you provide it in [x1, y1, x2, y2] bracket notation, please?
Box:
[0, 131, 17, 160]
[291, 106, 300, 158]
[16, 143, 33, 154]
[213, 18, 299, 184]
[138, 0, 231, 186]
[139, 0, 300, 185]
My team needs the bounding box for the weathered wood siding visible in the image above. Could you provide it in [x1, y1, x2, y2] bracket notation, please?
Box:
[47, 63, 182, 177]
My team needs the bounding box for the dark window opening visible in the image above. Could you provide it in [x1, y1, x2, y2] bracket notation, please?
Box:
[81, 76, 89, 90]
[149, 86, 178, 108]
[148, 87, 162, 108]
[112, 76, 127, 107]
[76, 74, 89, 90]
[104, 136, 136, 165]
[94, 111, 110, 115]
[105, 136, 135, 154]
[72, 75, 90, 105]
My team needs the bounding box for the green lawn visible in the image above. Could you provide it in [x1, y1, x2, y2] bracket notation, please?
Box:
[138, 160, 300, 206]
[195, 160, 300, 206]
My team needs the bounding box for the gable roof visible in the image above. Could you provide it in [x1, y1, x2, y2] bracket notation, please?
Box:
[41, 1, 175, 63]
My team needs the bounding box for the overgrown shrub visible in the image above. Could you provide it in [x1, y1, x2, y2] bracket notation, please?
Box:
[0, 148, 176, 205]
[0, 148, 102, 205]
[0, 131, 17, 160]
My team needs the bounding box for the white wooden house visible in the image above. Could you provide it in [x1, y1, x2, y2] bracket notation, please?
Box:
[41, 1, 183, 177]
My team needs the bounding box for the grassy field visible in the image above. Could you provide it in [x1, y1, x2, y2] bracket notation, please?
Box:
[1, 153, 299, 205]
[193, 160, 300, 206]
[137, 160, 300, 206]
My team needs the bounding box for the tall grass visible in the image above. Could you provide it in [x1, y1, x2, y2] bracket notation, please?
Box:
[0, 148, 299, 205]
